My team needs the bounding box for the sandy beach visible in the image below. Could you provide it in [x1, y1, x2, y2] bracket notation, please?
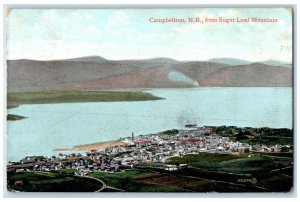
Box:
[54, 140, 125, 152]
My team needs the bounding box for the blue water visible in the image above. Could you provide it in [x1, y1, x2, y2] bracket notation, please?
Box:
[7, 87, 292, 162]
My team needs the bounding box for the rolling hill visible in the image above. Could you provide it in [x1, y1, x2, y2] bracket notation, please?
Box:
[197, 63, 292, 87]
[207, 58, 292, 68]
[7, 56, 292, 92]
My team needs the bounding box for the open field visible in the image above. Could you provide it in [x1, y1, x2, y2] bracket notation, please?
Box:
[7, 170, 102, 192]
[163, 152, 293, 192]
[137, 174, 205, 190]
[167, 152, 247, 165]
[7, 90, 162, 108]
[255, 152, 293, 158]
[90, 170, 181, 192]
[136, 173, 266, 192]
[168, 152, 293, 174]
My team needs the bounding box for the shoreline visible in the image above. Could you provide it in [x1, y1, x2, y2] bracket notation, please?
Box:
[7, 90, 163, 109]
[54, 140, 125, 152]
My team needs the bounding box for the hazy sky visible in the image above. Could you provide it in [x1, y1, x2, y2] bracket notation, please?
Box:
[6, 8, 292, 62]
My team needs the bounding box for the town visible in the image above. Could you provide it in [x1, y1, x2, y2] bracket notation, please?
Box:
[7, 125, 293, 176]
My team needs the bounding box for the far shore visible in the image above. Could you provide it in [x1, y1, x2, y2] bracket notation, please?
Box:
[7, 90, 163, 109]
[54, 140, 125, 152]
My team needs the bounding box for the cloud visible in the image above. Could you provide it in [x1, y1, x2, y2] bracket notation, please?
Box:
[85, 12, 93, 19]
[225, 9, 243, 16]
[86, 24, 101, 34]
[6, 9, 293, 63]
[107, 10, 130, 26]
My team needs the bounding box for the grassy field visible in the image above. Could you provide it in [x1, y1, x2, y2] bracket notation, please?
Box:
[167, 152, 246, 165]
[163, 151, 293, 192]
[137, 174, 206, 191]
[91, 164, 290, 192]
[90, 170, 181, 192]
[240, 137, 293, 146]
[168, 152, 292, 173]
[7, 170, 102, 192]
[255, 152, 293, 158]
[136, 174, 266, 192]
[218, 156, 292, 173]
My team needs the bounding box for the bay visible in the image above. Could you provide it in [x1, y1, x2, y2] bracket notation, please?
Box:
[7, 87, 292, 162]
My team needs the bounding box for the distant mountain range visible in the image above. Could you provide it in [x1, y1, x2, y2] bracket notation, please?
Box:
[7, 56, 292, 92]
[208, 58, 292, 68]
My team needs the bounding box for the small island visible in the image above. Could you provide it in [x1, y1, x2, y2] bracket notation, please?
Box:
[7, 114, 26, 121]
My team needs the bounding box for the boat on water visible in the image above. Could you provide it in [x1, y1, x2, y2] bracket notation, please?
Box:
[185, 120, 197, 128]
[185, 124, 197, 128]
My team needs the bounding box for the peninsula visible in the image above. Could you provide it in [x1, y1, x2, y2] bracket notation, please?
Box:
[7, 90, 162, 121]
[8, 90, 162, 108]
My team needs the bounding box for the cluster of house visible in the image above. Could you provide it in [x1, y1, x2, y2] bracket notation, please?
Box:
[7, 126, 292, 175]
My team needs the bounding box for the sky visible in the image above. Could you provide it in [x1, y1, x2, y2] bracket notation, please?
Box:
[6, 8, 293, 62]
